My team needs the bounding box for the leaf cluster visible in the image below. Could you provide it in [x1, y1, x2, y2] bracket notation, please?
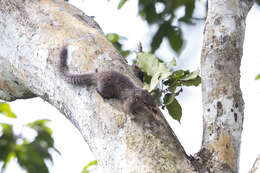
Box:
[136, 52, 201, 121]
[118, 0, 196, 54]
[0, 103, 60, 173]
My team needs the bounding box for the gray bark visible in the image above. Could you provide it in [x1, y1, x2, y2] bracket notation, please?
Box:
[200, 0, 254, 172]
[0, 0, 195, 172]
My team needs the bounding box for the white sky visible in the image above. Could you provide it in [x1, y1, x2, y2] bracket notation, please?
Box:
[1, 1, 260, 173]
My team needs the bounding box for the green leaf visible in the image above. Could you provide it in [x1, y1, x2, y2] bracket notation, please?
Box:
[0, 102, 16, 118]
[172, 70, 187, 79]
[27, 119, 52, 135]
[120, 50, 130, 58]
[178, 0, 195, 24]
[106, 33, 120, 43]
[3, 151, 15, 169]
[82, 160, 98, 173]
[137, 52, 171, 91]
[181, 76, 201, 86]
[149, 72, 161, 92]
[138, 2, 158, 24]
[14, 124, 60, 173]
[158, 63, 171, 76]
[0, 115, 59, 173]
[16, 142, 49, 173]
[106, 33, 130, 58]
[0, 124, 16, 171]
[136, 52, 161, 76]
[163, 93, 175, 106]
[165, 97, 182, 122]
[136, 52, 169, 77]
[27, 119, 60, 158]
[168, 85, 177, 93]
[151, 25, 165, 53]
[149, 71, 171, 92]
[166, 27, 184, 54]
[0, 123, 13, 136]
[256, 74, 260, 80]
[167, 69, 201, 87]
[117, 0, 128, 9]
[151, 22, 182, 53]
[180, 69, 200, 81]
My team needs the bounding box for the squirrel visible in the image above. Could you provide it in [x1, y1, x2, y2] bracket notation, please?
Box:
[59, 46, 157, 114]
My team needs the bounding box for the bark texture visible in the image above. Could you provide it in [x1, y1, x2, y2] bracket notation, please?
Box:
[0, 0, 195, 172]
[200, 0, 254, 172]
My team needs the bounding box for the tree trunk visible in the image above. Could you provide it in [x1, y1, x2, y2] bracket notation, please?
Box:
[0, 0, 194, 172]
[200, 0, 254, 172]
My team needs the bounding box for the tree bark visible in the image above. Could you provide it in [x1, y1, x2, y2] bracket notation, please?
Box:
[200, 0, 254, 172]
[0, 0, 195, 172]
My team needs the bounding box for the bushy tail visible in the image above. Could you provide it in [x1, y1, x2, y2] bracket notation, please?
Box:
[59, 46, 96, 86]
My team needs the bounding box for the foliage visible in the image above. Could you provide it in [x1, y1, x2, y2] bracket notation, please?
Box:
[82, 160, 98, 173]
[0, 103, 16, 118]
[0, 102, 60, 173]
[136, 52, 201, 121]
[106, 34, 201, 121]
[117, 0, 128, 9]
[118, 0, 197, 54]
[104, 1, 202, 121]
[106, 33, 130, 58]
[256, 74, 260, 80]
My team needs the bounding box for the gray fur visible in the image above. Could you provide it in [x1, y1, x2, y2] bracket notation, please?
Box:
[59, 46, 156, 114]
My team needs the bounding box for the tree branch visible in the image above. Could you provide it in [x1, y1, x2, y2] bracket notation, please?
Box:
[0, 0, 195, 172]
[200, 0, 254, 172]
